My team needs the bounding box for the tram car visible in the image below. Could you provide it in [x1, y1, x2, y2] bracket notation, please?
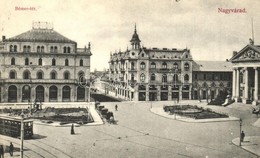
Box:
[0, 115, 33, 139]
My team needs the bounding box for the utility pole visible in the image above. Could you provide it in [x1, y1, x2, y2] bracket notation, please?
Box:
[239, 118, 242, 146]
[20, 110, 24, 158]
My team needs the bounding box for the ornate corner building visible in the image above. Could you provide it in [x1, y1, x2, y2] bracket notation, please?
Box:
[0, 22, 92, 103]
[104, 26, 232, 101]
[230, 39, 260, 105]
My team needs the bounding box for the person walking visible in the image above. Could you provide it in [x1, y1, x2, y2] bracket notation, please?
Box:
[9, 142, 13, 156]
[0, 145, 4, 158]
[71, 124, 75, 135]
[115, 104, 118, 111]
[241, 131, 245, 142]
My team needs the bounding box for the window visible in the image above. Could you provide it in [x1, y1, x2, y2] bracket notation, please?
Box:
[37, 46, 40, 53]
[11, 58, 15, 65]
[212, 74, 215, 80]
[194, 74, 198, 80]
[27, 46, 31, 52]
[14, 45, 17, 52]
[68, 47, 71, 53]
[162, 74, 167, 82]
[184, 74, 189, 81]
[38, 58, 42, 66]
[151, 74, 156, 81]
[80, 59, 83, 66]
[186, 54, 188, 58]
[10, 71, 16, 79]
[23, 71, 30, 79]
[203, 74, 207, 80]
[51, 71, 56, 79]
[78, 72, 85, 83]
[52, 59, 56, 66]
[54, 46, 58, 53]
[10, 45, 13, 52]
[50, 46, 54, 53]
[140, 73, 145, 82]
[150, 62, 156, 69]
[41, 46, 44, 53]
[173, 74, 178, 82]
[25, 58, 29, 65]
[37, 71, 43, 79]
[131, 73, 134, 80]
[173, 63, 178, 69]
[141, 54, 144, 57]
[23, 46, 27, 52]
[131, 62, 135, 70]
[64, 72, 70, 79]
[63, 47, 66, 53]
[65, 59, 69, 66]
[184, 63, 189, 71]
[162, 62, 167, 69]
[140, 62, 145, 70]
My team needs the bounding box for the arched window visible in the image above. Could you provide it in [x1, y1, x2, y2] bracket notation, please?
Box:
[68, 47, 71, 53]
[173, 74, 178, 82]
[23, 46, 27, 52]
[184, 63, 189, 71]
[50, 46, 54, 53]
[10, 45, 13, 52]
[37, 71, 43, 79]
[41, 46, 44, 53]
[38, 58, 42, 66]
[162, 62, 167, 69]
[140, 62, 145, 70]
[140, 73, 145, 82]
[184, 74, 189, 81]
[52, 59, 56, 66]
[150, 62, 156, 69]
[78, 72, 85, 83]
[173, 62, 178, 69]
[131, 62, 135, 70]
[23, 71, 30, 79]
[37, 46, 40, 53]
[8, 85, 17, 102]
[10, 71, 16, 79]
[131, 73, 134, 80]
[65, 59, 69, 66]
[80, 59, 83, 66]
[14, 45, 17, 52]
[162, 74, 167, 83]
[27, 46, 31, 52]
[63, 47, 66, 53]
[151, 74, 156, 81]
[50, 71, 56, 79]
[11, 58, 15, 65]
[54, 46, 58, 53]
[62, 86, 71, 101]
[25, 58, 29, 65]
[49, 86, 58, 101]
[64, 72, 70, 79]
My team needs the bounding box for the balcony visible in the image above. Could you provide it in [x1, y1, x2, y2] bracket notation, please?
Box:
[4, 79, 77, 84]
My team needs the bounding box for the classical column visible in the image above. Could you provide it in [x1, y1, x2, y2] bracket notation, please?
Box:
[235, 69, 240, 102]
[253, 67, 259, 105]
[232, 68, 237, 99]
[243, 67, 249, 104]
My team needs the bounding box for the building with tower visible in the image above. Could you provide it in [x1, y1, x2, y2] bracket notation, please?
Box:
[104, 25, 232, 101]
[0, 22, 92, 103]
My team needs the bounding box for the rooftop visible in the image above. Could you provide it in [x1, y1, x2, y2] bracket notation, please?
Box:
[193, 61, 232, 72]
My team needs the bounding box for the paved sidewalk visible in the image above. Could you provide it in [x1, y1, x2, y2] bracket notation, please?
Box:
[232, 136, 260, 157]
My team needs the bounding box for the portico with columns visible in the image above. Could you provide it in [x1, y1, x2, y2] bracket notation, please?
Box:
[230, 39, 260, 105]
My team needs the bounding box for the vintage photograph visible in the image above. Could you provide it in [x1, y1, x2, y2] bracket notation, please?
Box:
[0, 0, 260, 157]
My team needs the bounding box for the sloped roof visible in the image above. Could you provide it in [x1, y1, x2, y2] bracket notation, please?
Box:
[5, 28, 76, 43]
[193, 61, 232, 72]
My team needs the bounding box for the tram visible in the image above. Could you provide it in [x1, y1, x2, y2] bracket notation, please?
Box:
[0, 115, 33, 139]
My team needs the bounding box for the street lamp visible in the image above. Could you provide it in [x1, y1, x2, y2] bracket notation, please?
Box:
[239, 118, 242, 146]
[20, 110, 24, 158]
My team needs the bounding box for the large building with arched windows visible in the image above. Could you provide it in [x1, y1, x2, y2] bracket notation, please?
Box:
[0, 22, 91, 103]
[104, 26, 232, 101]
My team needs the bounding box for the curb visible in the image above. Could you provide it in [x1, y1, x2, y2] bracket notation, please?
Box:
[231, 137, 260, 157]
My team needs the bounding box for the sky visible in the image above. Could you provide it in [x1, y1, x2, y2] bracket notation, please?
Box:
[0, 0, 260, 71]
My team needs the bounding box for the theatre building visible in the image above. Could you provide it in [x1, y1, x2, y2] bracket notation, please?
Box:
[0, 22, 91, 103]
[230, 39, 260, 105]
[105, 26, 232, 101]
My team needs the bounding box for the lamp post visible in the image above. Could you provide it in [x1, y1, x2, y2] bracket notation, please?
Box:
[20, 110, 24, 158]
[239, 118, 242, 146]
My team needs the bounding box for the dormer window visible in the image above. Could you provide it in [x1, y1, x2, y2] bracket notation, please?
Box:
[141, 54, 144, 57]
[52, 58, 56, 66]
[186, 54, 188, 58]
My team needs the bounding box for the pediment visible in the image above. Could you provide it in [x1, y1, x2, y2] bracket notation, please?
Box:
[230, 45, 260, 62]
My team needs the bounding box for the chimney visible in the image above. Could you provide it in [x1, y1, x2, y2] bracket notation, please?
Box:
[2, 36, 5, 41]
[233, 51, 237, 56]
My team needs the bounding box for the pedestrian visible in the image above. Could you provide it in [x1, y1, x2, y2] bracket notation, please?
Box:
[9, 142, 13, 156]
[115, 104, 118, 111]
[0, 145, 4, 158]
[241, 131, 245, 142]
[71, 124, 75, 135]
